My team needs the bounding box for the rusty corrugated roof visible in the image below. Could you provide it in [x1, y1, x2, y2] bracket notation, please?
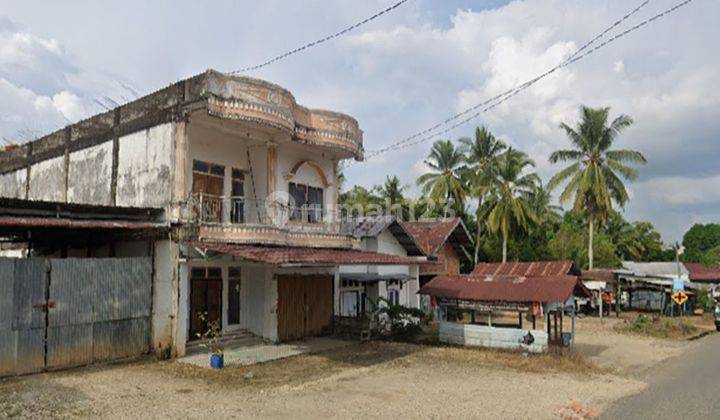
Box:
[684, 263, 720, 282]
[0, 216, 164, 230]
[419, 274, 590, 303]
[471, 261, 575, 277]
[188, 241, 431, 266]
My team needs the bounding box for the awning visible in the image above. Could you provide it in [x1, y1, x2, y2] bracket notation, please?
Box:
[0, 216, 164, 230]
[419, 274, 591, 304]
[340, 273, 414, 283]
[188, 241, 430, 266]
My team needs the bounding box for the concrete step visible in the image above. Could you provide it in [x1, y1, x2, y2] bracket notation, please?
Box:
[186, 329, 259, 354]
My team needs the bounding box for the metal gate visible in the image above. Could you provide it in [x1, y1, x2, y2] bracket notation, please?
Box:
[0, 257, 152, 377]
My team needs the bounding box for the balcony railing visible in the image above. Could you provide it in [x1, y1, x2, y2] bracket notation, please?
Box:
[185, 193, 355, 234]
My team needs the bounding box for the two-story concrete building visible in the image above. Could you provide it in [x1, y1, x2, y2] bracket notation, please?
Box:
[0, 70, 423, 360]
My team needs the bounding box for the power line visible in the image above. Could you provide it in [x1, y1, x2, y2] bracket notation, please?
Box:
[363, 0, 694, 162]
[364, 0, 656, 158]
[229, 0, 411, 74]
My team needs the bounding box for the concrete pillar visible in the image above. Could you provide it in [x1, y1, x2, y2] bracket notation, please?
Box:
[172, 121, 189, 221]
[265, 270, 279, 342]
[266, 143, 277, 198]
[175, 261, 189, 357]
[152, 239, 180, 357]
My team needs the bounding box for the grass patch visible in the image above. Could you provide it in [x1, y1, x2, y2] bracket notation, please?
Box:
[415, 342, 601, 376]
[150, 341, 421, 391]
[614, 314, 699, 339]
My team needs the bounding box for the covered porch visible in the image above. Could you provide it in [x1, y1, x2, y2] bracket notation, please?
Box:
[177, 241, 428, 356]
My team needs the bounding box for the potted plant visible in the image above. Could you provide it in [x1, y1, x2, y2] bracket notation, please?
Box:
[196, 313, 224, 369]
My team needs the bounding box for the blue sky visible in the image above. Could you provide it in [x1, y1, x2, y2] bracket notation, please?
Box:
[1, 0, 718, 243]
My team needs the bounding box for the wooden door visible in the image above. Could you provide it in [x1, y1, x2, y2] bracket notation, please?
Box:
[304, 276, 333, 336]
[277, 275, 333, 342]
[190, 279, 222, 340]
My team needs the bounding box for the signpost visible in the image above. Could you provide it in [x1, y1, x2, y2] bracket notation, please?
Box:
[672, 290, 688, 306]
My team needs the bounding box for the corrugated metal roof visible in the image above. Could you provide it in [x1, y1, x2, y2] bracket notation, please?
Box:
[472, 261, 575, 277]
[419, 274, 590, 303]
[621, 261, 688, 278]
[188, 241, 431, 266]
[0, 216, 165, 230]
[684, 263, 720, 282]
[580, 269, 617, 283]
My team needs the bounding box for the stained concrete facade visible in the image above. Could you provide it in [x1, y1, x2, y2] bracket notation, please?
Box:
[0, 70, 366, 358]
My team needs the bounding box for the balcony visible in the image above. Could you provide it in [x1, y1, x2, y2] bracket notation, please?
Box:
[184, 193, 360, 249]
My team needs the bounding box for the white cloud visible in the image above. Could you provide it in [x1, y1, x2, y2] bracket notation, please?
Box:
[642, 175, 720, 206]
[613, 60, 624, 73]
[0, 0, 718, 242]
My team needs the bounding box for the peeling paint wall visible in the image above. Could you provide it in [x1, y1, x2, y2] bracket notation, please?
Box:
[116, 123, 174, 208]
[0, 170, 27, 198]
[67, 141, 113, 205]
[28, 156, 65, 201]
[152, 240, 179, 357]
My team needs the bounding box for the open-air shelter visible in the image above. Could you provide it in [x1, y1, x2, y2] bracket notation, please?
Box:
[419, 274, 591, 352]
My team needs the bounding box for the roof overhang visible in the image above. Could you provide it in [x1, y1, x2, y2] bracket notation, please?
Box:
[419, 274, 592, 304]
[0, 198, 167, 242]
[187, 241, 432, 267]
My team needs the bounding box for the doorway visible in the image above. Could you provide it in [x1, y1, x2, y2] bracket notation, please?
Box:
[277, 275, 333, 342]
[190, 267, 222, 340]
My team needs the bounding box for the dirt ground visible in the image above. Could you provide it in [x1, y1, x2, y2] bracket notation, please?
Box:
[1, 315, 711, 419]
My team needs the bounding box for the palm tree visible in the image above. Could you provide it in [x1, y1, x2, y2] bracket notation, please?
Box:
[377, 175, 406, 217]
[486, 149, 540, 263]
[548, 106, 646, 269]
[460, 126, 507, 263]
[417, 140, 467, 216]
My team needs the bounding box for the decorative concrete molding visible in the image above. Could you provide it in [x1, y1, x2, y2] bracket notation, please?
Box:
[198, 223, 361, 250]
[283, 160, 330, 188]
[204, 71, 364, 160]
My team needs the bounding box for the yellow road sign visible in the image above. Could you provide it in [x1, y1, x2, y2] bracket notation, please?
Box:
[672, 290, 688, 305]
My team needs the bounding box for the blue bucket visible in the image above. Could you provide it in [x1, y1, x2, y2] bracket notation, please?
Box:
[210, 353, 224, 369]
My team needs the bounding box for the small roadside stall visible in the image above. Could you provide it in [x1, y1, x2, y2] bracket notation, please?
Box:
[419, 274, 591, 353]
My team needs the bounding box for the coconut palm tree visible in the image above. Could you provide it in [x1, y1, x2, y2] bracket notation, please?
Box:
[548, 105, 646, 269]
[417, 140, 467, 216]
[376, 175, 407, 217]
[459, 126, 507, 263]
[486, 148, 540, 263]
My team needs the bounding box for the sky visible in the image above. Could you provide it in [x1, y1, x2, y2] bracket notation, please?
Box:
[0, 0, 717, 243]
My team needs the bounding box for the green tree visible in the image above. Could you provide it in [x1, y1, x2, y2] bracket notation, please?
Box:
[548, 212, 620, 268]
[702, 246, 720, 266]
[417, 140, 467, 216]
[485, 149, 539, 263]
[548, 105, 646, 269]
[682, 223, 720, 262]
[459, 126, 507, 263]
[374, 175, 408, 218]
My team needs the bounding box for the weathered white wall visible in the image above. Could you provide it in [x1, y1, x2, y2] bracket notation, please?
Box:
[0, 170, 26, 198]
[153, 240, 179, 357]
[116, 123, 175, 208]
[241, 265, 276, 340]
[67, 141, 113, 205]
[439, 321, 548, 353]
[28, 156, 64, 201]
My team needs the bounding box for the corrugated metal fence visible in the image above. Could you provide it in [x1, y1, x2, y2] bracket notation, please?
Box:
[0, 257, 152, 377]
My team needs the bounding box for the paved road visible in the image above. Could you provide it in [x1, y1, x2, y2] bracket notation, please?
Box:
[602, 332, 720, 419]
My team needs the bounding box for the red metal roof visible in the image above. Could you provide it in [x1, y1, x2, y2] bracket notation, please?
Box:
[580, 269, 616, 283]
[188, 242, 431, 266]
[471, 261, 575, 277]
[0, 216, 164, 230]
[400, 218, 467, 255]
[684, 263, 720, 282]
[419, 274, 590, 303]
